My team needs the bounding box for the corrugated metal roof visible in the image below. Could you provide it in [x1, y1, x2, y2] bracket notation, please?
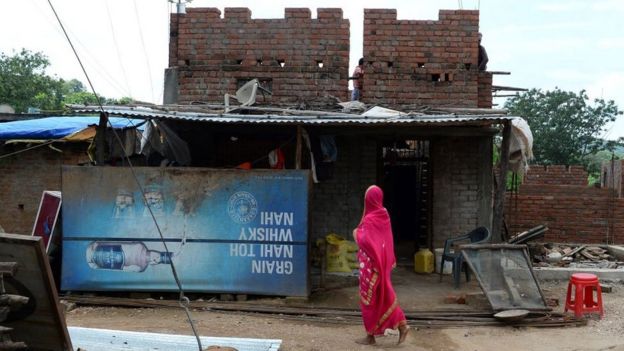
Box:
[71, 106, 516, 127]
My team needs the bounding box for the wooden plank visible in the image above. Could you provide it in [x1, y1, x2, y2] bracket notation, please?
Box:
[461, 244, 527, 250]
[0, 263, 17, 276]
[0, 306, 9, 322]
[477, 136, 493, 231]
[295, 125, 302, 169]
[0, 340, 27, 350]
[0, 233, 72, 351]
[0, 295, 29, 309]
[562, 245, 586, 258]
[492, 120, 512, 242]
[95, 111, 108, 165]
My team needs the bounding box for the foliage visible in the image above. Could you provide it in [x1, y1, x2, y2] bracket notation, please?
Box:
[0, 49, 65, 112]
[63, 91, 133, 106]
[583, 150, 621, 182]
[505, 88, 622, 167]
[62, 79, 86, 94]
[492, 146, 522, 190]
[0, 49, 133, 112]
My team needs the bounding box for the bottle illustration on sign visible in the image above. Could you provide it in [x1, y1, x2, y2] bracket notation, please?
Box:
[86, 241, 172, 272]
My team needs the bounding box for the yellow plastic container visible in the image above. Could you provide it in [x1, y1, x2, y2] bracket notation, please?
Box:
[325, 233, 359, 273]
[414, 248, 434, 274]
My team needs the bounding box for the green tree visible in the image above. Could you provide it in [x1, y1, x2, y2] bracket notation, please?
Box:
[0, 49, 133, 112]
[0, 49, 65, 112]
[505, 88, 622, 166]
[63, 91, 133, 106]
[62, 78, 86, 94]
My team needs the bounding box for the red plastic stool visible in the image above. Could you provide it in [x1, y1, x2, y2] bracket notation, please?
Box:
[564, 273, 604, 318]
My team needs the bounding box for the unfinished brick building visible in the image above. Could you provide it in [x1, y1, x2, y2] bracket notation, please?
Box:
[159, 7, 503, 255]
[362, 9, 492, 109]
[165, 8, 492, 110]
[166, 7, 350, 105]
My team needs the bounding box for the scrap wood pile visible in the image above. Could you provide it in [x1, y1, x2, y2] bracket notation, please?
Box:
[0, 262, 29, 350]
[531, 243, 623, 269]
[63, 295, 586, 329]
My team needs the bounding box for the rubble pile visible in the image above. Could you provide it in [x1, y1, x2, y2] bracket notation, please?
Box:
[530, 244, 624, 269]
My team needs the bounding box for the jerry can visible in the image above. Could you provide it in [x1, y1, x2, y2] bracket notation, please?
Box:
[414, 248, 434, 274]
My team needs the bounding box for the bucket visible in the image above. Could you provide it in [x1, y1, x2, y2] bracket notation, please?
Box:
[414, 248, 434, 274]
[434, 248, 453, 275]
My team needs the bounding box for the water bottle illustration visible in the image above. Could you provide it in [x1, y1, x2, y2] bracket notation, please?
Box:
[86, 241, 172, 272]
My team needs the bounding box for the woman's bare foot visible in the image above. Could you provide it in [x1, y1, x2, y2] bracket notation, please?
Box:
[355, 335, 376, 345]
[398, 323, 409, 345]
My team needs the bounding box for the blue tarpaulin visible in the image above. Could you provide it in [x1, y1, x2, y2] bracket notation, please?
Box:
[0, 116, 145, 140]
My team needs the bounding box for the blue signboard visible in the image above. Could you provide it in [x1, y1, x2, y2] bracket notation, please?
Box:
[61, 166, 310, 296]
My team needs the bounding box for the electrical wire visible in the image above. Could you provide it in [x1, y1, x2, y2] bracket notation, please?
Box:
[0, 141, 57, 160]
[132, 0, 156, 103]
[45, 1, 202, 349]
[29, 0, 130, 97]
[104, 0, 133, 97]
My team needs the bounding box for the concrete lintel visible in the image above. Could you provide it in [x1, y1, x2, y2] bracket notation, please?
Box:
[534, 267, 624, 282]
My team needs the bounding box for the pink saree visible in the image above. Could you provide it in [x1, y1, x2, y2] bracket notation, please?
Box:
[355, 185, 406, 335]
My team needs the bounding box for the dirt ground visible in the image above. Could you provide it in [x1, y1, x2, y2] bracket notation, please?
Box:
[65, 267, 624, 351]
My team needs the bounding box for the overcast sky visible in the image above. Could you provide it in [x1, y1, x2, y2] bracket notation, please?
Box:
[1, 0, 623, 138]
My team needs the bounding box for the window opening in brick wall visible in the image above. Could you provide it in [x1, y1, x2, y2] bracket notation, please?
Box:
[277, 59, 285, 68]
[236, 59, 243, 65]
[431, 73, 441, 82]
[316, 60, 324, 68]
[256, 59, 263, 66]
[464, 63, 472, 70]
[387, 61, 394, 68]
[417, 62, 425, 68]
[444, 73, 452, 81]
[184, 59, 190, 66]
[379, 139, 431, 261]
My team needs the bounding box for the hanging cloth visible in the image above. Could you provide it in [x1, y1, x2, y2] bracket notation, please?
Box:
[268, 148, 286, 169]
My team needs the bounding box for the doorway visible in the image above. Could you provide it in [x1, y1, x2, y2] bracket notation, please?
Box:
[379, 140, 431, 262]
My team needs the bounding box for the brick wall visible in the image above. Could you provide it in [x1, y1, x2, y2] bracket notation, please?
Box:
[169, 7, 350, 104]
[478, 72, 493, 108]
[431, 136, 492, 248]
[506, 165, 624, 244]
[362, 9, 490, 109]
[523, 165, 587, 186]
[0, 144, 90, 235]
[309, 135, 376, 241]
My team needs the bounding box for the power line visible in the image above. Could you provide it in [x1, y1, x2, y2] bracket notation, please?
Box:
[45, 1, 202, 350]
[29, 0, 130, 97]
[0, 141, 57, 160]
[104, 0, 133, 97]
[132, 0, 156, 103]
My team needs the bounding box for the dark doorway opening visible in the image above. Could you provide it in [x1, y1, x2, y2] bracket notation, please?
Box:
[379, 140, 431, 263]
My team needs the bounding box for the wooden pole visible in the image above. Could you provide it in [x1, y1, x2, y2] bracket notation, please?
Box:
[95, 111, 108, 165]
[295, 125, 302, 170]
[0, 262, 17, 276]
[492, 120, 511, 243]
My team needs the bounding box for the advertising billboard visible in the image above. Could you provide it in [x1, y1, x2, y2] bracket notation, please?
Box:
[61, 166, 309, 296]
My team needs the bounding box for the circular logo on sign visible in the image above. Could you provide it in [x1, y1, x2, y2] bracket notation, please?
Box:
[227, 191, 258, 223]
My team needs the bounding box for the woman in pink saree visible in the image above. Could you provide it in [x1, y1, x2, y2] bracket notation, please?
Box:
[353, 185, 409, 345]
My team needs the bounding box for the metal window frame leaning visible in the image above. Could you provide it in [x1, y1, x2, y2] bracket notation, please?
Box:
[460, 243, 550, 312]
